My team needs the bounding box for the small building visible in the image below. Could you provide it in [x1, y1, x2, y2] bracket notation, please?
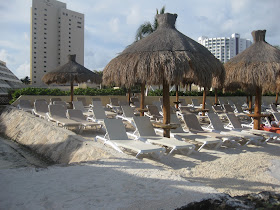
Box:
[0, 60, 25, 104]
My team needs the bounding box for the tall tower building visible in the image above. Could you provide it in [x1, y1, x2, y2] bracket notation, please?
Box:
[198, 33, 252, 63]
[30, 0, 84, 86]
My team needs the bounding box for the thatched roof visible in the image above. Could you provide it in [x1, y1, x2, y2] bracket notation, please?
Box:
[103, 13, 224, 88]
[42, 55, 102, 85]
[224, 30, 280, 94]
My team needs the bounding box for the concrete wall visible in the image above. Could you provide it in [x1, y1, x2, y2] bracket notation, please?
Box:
[0, 106, 120, 164]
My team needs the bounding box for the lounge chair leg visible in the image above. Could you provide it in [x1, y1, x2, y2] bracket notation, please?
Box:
[198, 143, 206, 151]
[168, 147, 176, 155]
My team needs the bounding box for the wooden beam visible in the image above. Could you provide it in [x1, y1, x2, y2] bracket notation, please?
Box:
[202, 88, 207, 116]
[127, 88, 131, 105]
[253, 87, 262, 129]
[175, 85, 179, 109]
[162, 79, 170, 137]
[140, 83, 145, 116]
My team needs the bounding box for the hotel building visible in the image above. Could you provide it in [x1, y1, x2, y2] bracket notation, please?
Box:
[30, 0, 84, 86]
[198, 33, 252, 63]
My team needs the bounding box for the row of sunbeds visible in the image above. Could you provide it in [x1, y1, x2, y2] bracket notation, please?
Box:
[16, 97, 280, 159]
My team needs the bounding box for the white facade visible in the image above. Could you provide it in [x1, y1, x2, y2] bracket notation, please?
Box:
[198, 33, 252, 63]
[30, 0, 84, 86]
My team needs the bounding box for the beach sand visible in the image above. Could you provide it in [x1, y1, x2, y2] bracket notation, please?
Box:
[1, 108, 280, 209]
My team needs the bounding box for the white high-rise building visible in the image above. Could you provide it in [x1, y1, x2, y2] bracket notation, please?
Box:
[198, 33, 252, 63]
[30, 0, 84, 86]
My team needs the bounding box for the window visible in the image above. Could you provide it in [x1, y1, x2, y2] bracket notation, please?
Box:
[44, 23, 47, 26]
[34, 56, 36, 59]
[44, 61, 46, 63]
[69, 50, 71, 52]
[44, 65, 46, 68]
[34, 13, 37, 15]
[77, 26, 81, 28]
[34, 66, 36, 68]
[44, 51, 46, 53]
[44, 28, 47, 30]
[77, 21, 81, 24]
[44, 14, 47, 16]
[44, 70, 46, 72]
[44, 32, 47, 35]
[44, 42, 46, 44]
[69, 28, 71, 30]
[34, 8, 37, 10]
[34, 61, 36, 64]
[69, 19, 71, 21]
[44, 56, 46, 58]
[34, 32, 36, 35]
[34, 18, 37, 20]
[44, 9, 47, 11]
[34, 42, 36, 44]
[69, 45, 71, 47]
[34, 27, 37, 30]
[34, 47, 36, 49]
[69, 41, 71, 43]
[34, 37, 36, 39]
[34, 81, 36, 84]
[69, 32, 71, 34]
[34, 71, 36, 73]
[44, 47, 46, 49]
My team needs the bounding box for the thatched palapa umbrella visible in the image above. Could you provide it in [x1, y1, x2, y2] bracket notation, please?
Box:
[103, 13, 224, 137]
[42, 54, 102, 105]
[224, 30, 280, 129]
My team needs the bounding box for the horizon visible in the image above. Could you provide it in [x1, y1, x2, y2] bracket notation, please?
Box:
[0, 0, 279, 80]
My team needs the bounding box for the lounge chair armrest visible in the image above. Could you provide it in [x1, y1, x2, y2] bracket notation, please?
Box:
[127, 132, 138, 140]
[95, 135, 107, 143]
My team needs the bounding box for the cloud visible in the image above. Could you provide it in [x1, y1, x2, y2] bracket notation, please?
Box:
[14, 62, 30, 79]
[109, 18, 120, 33]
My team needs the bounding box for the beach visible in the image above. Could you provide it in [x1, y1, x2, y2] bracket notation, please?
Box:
[1, 133, 280, 209]
[1, 107, 280, 209]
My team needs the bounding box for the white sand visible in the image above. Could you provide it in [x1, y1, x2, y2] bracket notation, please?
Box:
[1, 108, 280, 209]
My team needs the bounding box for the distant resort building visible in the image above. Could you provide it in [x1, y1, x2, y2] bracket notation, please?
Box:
[30, 0, 84, 86]
[198, 33, 252, 63]
[0, 60, 24, 103]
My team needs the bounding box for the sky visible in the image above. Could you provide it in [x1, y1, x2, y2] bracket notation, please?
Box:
[0, 0, 279, 80]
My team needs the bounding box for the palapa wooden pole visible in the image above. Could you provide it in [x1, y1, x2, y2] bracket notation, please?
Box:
[275, 92, 279, 105]
[214, 88, 218, 105]
[140, 83, 145, 116]
[127, 88, 131, 105]
[253, 87, 262, 129]
[162, 79, 170, 138]
[175, 85, 179, 109]
[249, 95, 253, 114]
[70, 81, 74, 109]
[246, 96, 249, 106]
[202, 88, 207, 116]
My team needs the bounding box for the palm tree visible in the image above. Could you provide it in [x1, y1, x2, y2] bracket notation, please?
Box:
[135, 6, 165, 41]
[20, 76, 30, 85]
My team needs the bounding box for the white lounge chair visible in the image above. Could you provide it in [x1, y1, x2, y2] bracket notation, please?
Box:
[106, 97, 122, 114]
[116, 105, 137, 127]
[132, 116, 195, 155]
[96, 118, 165, 158]
[67, 109, 102, 130]
[146, 105, 163, 121]
[72, 100, 93, 117]
[91, 101, 117, 118]
[182, 113, 240, 147]
[50, 98, 62, 104]
[17, 100, 33, 113]
[47, 104, 82, 129]
[226, 113, 280, 143]
[160, 114, 223, 151]
[207, 113, 264, 145]
[33, 100, 48, 119]
[53, 100, 68, 108]
[191, 98, 202, 108]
